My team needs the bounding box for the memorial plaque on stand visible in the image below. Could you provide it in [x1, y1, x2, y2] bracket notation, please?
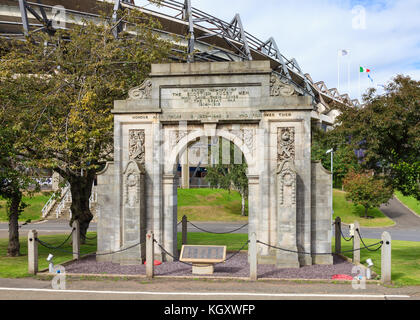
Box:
[180, 245, 227, 275]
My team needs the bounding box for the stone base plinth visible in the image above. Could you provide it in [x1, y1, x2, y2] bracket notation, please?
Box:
[192, 264, 214, 275]
[276, 251, 300, 269]
[312, 254, 333, 265]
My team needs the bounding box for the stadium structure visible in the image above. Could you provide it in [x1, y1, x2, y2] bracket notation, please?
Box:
[0, 0, 360, 128]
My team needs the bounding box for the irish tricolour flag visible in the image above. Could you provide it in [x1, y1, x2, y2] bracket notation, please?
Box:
[360, 67, 371, 73]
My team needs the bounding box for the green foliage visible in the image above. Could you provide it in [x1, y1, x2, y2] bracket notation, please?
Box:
[177, 188, 248, 221]
[343, 170, 394, 218]
[332, 189, 394, 227]
[335, 75, 420, 200]
[0, 11, 175, 175]
[390, 160, 420, 200]
[205, 140, 248, 216]
[394, 191, 420, 216]
[311, 125, 360, 187]
[0, 9, 178, 228]
[0, 193, 51, 222]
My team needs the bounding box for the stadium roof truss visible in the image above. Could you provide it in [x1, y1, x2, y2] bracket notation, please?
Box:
[0, 0, 361, 119]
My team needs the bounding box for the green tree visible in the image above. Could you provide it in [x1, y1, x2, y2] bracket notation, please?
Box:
[343, 170, 393, 219]
[311, 125, 360, 188]
[0, 125, 33, 256]
[335, 75, 420, 200]
[0, 10, 175, 241]
[205, 140, 248, 216]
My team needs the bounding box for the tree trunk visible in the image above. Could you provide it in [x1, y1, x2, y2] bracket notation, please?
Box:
[68, 170, 95, 244]
[7, 192, 22, 257]
[241, 192, 246, 216]
[364, 207, 368, 219]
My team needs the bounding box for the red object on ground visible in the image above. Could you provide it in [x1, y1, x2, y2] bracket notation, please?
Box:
[143, 260, 162, 266]
[331, 274, 353, 280]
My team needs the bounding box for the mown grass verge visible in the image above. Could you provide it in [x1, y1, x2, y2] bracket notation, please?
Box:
[2, 231, 418, 286]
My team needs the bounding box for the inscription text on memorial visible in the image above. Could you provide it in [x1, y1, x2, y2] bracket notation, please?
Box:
[161, 86, 260, 109]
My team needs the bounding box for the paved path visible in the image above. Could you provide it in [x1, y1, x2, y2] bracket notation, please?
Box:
[347, 196, 420, 242]
[0, 278, 417, 300]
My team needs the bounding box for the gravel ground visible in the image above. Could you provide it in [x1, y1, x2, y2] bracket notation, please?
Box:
[65, 253, 356, 279]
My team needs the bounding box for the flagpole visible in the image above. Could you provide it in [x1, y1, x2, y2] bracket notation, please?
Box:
[337, 52, 340, 92]
[358, 67, 361, 102]
[347, 57, 350, 94]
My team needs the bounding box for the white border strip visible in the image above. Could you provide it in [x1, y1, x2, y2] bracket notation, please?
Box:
[0, 287, 409, 299]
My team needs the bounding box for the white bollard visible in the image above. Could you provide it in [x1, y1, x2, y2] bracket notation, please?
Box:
[146, 231, 154, 278]
[249, 232, 257, 281]
[381, 232, 392, 285]
[353, 221, 360, 264]
[28, 230, 38, 275]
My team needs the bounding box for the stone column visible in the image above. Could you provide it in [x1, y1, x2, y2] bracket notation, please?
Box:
[298, 113, 313, 266]
[52, 171, 62, 192]
[72, 220, 80, 260]
[163, 174, 178, 261]
[276, 160, 299, 268]
[28, 230, 38, 275]
[247, 175, 259, 244]
[120, 161, 145, 264]
[181, 150, 189, 189]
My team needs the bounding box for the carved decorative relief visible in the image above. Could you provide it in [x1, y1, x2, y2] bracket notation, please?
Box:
[128, 79, 152, 99]
[129, 129, 145, 164]
[277, 127, 296, 206]
[270, 75, 296, 97]
[230, 128, 255, 154]
[123, 162, 142, 208]
[169, 130, 192, 150]
[277, 160, 296, 205]
[242, 129, 254, 153]
[277, 127, 295, 162]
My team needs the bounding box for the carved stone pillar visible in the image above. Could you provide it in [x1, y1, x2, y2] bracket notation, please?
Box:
[276, 127, 299, 268]
[119, 160, 145, 264]
[118, 129, 146, 264]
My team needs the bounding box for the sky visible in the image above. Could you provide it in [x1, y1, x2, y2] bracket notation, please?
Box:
[134, 0, 420, 102]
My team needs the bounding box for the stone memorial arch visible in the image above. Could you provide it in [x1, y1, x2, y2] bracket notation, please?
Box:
[97, 61, 333, 268]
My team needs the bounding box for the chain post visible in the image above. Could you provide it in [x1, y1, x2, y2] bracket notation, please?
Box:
[182, 215, 188, 245]
[28, 230, 38, 275]
[352, 221, 360, 264]
[381, 232, 392, 285]
[146, 231, 154, 278]
[335, 217, 341, 254]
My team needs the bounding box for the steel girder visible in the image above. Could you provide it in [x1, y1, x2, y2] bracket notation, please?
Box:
[112, 0, 135, 38]
[4, 0, 360, 108]
[17, 0, 57, 36]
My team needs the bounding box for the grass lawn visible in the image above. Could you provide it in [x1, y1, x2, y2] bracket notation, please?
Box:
[1, 231, 419, 286]
[177, 188, 248, 222]
[0, 232, 97, 278]
[0, 193, 52, 222]
[177, 232, 249, 252]
[336, 237, 420, 286]
[333, 189, 395, 227]
[395, 191, 420, 216]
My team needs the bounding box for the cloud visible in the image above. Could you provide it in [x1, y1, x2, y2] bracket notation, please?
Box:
[136, 0, 420, 101]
